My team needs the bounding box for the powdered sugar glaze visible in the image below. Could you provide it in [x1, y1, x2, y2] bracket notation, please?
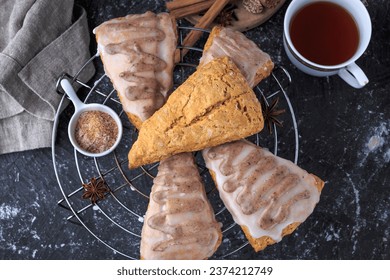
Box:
[200, 27, 272, 87]
[94, 12, 177, 124]
[140, 153, 221, 259]
[203, 140, 322, 242]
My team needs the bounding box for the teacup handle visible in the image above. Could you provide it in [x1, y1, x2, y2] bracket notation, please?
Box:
[338, 62, 369, 88]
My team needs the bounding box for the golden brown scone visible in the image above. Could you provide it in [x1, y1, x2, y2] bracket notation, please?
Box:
[128, 56, 264, 169]
[94, 12, 177, 129]
[200, 26, 274, 88]
[203, 140, 325, 252]
[140, 153, 222, 260]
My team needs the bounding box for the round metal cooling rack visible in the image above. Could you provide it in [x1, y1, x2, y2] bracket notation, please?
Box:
[52, 26, 298, 259]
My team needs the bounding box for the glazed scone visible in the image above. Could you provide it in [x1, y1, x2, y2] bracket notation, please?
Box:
[140, 153, 222, 260]
[94, 12, 177, 129]
[203, 140, 324, 252]
[128, 56, 264, 169]
[200, 26, 274, 88]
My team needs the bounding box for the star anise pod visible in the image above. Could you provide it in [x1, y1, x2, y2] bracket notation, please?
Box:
[261, 96, 286, 134]
[216, 4, 238, 27]
[199, 4, 238, 27]
[82, 177, 110, 204]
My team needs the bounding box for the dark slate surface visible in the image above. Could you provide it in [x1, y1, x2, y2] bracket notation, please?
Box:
[1, 0, 389, 260]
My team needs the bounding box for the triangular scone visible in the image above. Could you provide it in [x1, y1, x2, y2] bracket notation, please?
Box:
[128, 56, 264, 168]
[203, 140, 325, 252]
[140, 153, 222, 260]
[200, 26, 274, 87]
[94, 12, 177, 129]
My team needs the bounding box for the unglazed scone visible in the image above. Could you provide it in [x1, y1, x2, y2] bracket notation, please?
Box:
[128, 56, 264, 168]
[202, 140, 324, 252]
[199, 26, 274, 88]
[94, 12, 177, 129]
[140, 153, 222, 259]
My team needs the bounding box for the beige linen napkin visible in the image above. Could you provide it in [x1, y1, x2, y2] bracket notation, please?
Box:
[0, 0, 95, 154]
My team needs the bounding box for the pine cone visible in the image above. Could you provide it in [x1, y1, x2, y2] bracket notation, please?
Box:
[243, 0, 264, 14]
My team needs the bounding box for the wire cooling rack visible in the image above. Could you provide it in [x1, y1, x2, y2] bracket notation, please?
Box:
[52, 26, 297, 259]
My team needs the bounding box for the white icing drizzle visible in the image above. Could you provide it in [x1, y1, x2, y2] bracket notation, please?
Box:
[94, 12, 176, 122]
[203, 140, 321, 242]
[200, 27, 272, 87]
[140, 153, 221, 260]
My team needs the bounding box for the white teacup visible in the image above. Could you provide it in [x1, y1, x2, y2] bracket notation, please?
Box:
[283, 0, 372, 88]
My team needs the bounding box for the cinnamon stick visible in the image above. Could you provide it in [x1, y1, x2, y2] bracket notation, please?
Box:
[176, 0, 230, 62]
[166, 0, 211, 11]
[170, 0, 215, 19]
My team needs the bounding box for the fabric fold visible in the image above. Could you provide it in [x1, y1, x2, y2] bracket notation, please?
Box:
[0, 0, 95, 154]
[18, 5, 94, 121]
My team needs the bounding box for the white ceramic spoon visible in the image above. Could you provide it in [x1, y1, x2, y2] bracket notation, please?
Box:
[60, 79, 123, 157]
